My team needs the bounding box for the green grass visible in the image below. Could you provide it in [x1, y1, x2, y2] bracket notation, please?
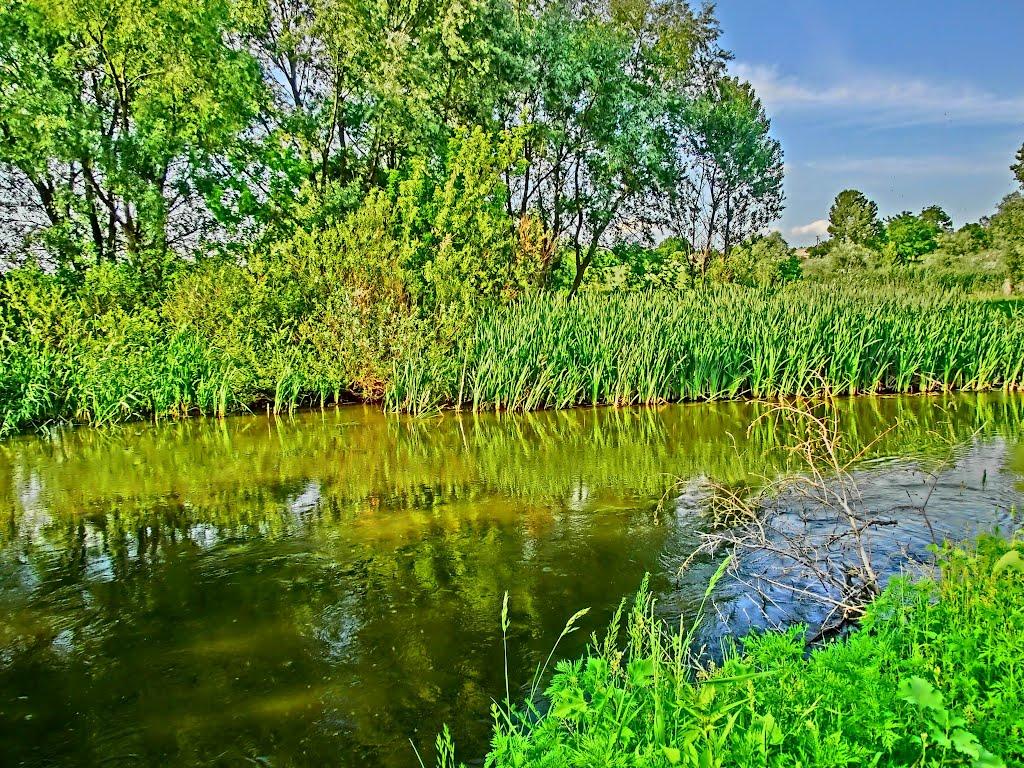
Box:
[470, 536, 1024, 768]
[389, 286, 1024, 412]
[4, 271, 1024, 436]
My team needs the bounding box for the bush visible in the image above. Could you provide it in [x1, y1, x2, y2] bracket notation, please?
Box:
[827, 241, 877, 271]
[709, 232, 800, 288]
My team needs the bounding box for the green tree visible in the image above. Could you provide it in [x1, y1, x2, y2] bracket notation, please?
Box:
[990, 192, 1024, 290]
[920, 205, 953, 233]
[710, 231, 798, 287]
[827, 240, 875, 271]
[233, 0, 517, 225]
[826, 190, 881, 247]
[882, 212, 938, 265]
[0, 0, 264, 275]
[1012, 142, 1024, 190]
[502, 0, 723, 294]
[675, 77, 785, 272]
[938, 222, 991, 258]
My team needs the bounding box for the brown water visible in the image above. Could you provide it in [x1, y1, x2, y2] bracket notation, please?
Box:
[1, 395, 1023, 767]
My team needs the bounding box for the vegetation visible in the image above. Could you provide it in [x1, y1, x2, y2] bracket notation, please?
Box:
[805, 162, 1024, 294]
[388, 286, 1024, 412]
[0, 0, 1023, 436]
[4, 278, 1024, 435]
[470, 536, 1024, 768]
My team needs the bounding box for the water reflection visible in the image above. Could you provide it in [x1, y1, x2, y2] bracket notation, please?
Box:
[0, 395, 1023, 766]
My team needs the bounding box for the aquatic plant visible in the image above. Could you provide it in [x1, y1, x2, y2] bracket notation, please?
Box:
[389, 285, 1024, 412]
[4, 273, 1024, 436]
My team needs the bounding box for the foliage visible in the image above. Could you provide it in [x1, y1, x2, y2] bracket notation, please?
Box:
[826, 240, 876, 271]
[579, 240, 695, 291]
[1012, 142, 1024, 190]
[920, 205, 954, 233]
[0, 0, 264, 273]
[473, 537, 1024, 768]
[708, 231, 799, 288]
[939, 224, 992, 258]
[990, 193, 1024, 289]
[827, 190, 882, 247]
[676, 77, 785, 271]
[883, 212, 940, 265]
[0, 0, 790, 296]
[7, 279, 1024, 435]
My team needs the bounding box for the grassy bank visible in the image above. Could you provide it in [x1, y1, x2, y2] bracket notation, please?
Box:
[471, 537, 1024, 768]
[3, 269, 1024, 436]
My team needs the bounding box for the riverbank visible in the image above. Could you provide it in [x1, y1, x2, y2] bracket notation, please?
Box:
[3, 272, 1024, 437]
[476, 537, 1024, 768]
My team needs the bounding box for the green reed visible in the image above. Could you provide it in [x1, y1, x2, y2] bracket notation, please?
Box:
[388, 286, 1024, 413]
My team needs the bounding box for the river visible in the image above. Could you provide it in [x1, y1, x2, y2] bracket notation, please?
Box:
[2, 394, 1023, 766]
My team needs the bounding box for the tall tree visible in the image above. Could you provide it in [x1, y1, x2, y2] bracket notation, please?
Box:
[501, 0, 731, 292]
[882, 212, 938, 265]
[673, 76, 783, 270]
[228, 0, 518, 231]
[991, 192, 1024, 291]
[0, 0, 263, 273]
[1013, 142, 1024, 190]
[827, 190, 881, 247]
[920, 204, 953, 233]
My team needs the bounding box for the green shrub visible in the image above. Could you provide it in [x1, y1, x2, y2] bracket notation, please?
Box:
[477, 537, 1024, 768]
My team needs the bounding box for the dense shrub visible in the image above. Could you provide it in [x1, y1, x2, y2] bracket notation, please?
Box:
[478, 537, 1024, 768]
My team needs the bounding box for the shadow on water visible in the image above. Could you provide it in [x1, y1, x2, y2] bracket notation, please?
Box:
[1, 394, 1023, 766]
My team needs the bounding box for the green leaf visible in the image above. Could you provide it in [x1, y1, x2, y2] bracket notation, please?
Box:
[898, 676, 944, 712]
[951, 728, 981, 759]
[662, 746, 681, 764]
[993, 550, 1024, 575]
[973, 749, 1006, 768]
[627, 657, 656, 688]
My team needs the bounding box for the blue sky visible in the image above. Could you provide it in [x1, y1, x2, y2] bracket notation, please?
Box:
[716, 0, 1024, 244]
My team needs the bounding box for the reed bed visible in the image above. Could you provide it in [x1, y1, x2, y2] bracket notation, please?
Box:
[4, 282, 1024, 435]
[387, 286, 1024, 412]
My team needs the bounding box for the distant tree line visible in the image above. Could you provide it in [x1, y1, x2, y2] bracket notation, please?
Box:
[806, 146, 1024, 293]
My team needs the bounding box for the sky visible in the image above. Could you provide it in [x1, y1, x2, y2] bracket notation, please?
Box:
[715, 0, 1024, 245]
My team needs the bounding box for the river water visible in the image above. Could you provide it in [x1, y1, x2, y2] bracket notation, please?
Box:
[1, 395, 1023, 767]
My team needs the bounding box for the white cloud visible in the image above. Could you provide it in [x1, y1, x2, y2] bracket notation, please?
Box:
[803, 155, 1005, 176]
[790, 219, 829, 238]
[733, 62, 1024, 126]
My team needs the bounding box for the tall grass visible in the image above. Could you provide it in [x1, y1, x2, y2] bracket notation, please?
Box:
[4, 273, 1024, 436]
[388, 286, 1024, 412]
[473, 536, 1023, 768]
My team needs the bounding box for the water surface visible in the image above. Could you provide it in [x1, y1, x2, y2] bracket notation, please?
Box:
[1, 395, 1023, 766]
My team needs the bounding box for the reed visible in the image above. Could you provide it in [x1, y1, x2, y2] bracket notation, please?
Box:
[388, 286, 1024, 413]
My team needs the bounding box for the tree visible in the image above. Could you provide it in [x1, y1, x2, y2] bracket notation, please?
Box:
[1012, 142, 1024, 190]
[673, 77, 784, 272]
[214, 0, 519, 238]
[499, 0, 729, 294]
[920, 205, 953, 233]
[938, 222, 991, 258]
[882, 212, 938, 265]
[990, 192, 1024, 290]
[826, 190, 881, 247]
[0, 0, 264, 275]
[714, 230, 798, 287]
